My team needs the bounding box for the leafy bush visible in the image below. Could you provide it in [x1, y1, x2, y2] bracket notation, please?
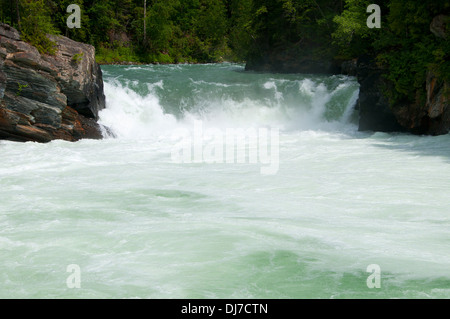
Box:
[19, 0, 59, 55]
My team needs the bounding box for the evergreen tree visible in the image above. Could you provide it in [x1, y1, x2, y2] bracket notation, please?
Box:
[19, 0, 59, 54]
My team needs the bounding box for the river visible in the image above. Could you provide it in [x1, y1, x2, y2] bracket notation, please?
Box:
[0, 63, 449, 298]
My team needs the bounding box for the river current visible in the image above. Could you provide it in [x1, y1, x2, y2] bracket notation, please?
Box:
[1, 63, 449, 298]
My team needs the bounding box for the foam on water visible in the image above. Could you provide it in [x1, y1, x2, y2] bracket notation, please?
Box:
[99, 64, 360, 139]
[1, 64, 449, 298]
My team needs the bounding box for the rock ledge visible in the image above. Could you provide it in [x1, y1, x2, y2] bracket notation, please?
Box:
[0, 23, 107, 142]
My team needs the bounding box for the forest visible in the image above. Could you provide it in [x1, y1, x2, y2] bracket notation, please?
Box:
[0, 0, 449, 109]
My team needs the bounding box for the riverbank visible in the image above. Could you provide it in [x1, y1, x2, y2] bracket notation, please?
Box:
[95, 58, 243, 66]
[94, 45, 241, 66]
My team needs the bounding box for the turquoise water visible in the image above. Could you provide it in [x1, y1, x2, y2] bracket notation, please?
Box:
[0, 64, 449, 298]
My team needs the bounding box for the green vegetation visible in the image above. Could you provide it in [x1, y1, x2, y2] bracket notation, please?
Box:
[333, 1, 450, 106]
[16, 82, 28, 96]
[0, 0, 448, 106]
[242, 0, 342, 64]
[17, 0, 59, 54]
[332, 0, 376, 58]
[72, 52, 84, 64]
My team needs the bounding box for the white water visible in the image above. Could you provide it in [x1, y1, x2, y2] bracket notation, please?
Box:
[0, 64, 449, 298]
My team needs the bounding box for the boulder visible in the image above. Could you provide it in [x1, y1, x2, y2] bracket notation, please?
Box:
[430, 15, 448, 39]
[0, 23, 107, 143]
[342, 53, 450, 135]
[45, 34, 105, 119]
[0, 23, 20, 41]
[387, 16, 449, 135]
[342, 56, 405, 133]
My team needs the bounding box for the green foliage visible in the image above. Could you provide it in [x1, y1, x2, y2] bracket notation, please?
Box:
[95, 46, 140, 64]
[374, 1, 450, 105]
[241, 0, 342, 64]
[19, 0, 59, 55]
[72, 52, 84, 64]
[333, 0, 450, 106]
[6, 0, 449, 108]
[146, 0, 175, 53]
[228, 0, 254, 61]
[430, 38, 450, 85]
[47, 0, 90, 43]
[0, 0, 20, 27]
[16, 82, 28, 96]
[74, 0, 234, 64]
[195, 0, 228, 45]
[332, 0, 373, 58]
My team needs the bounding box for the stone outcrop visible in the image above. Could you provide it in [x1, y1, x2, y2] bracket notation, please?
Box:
[341, 56, 406, 133]
[340, 15, 449, 135]
[424, 71, 449, 134]
[0, 23, 107, 142]
[342, 55, 450, 135]
[389, 70, 449, 135]
[245, 15, 449, 136]
[389, 14, 449, 135]
[430, 14, 448, 39]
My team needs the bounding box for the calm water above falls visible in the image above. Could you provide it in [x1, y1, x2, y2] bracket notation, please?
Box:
[1, 64, 449, 298]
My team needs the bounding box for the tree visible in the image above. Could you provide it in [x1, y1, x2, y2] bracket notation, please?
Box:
[145, 0, 175, 54]
[144, 0, 146, 42]
[228, 0, 254, 60]
[19, 0, 59, 54]
[195, 0, 228, 45]
[332, 0, 373, 58]
[0, 0, 21, 27]
[46, 0, 89, 42]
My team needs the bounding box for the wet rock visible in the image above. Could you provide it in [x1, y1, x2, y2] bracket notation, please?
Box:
[0, 23, 107, 143]
[342, 54, 449, 136]
[341, 56, 405, 133]
[0, 23, 20, 41]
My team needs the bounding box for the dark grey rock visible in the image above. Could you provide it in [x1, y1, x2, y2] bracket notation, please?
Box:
[0, 23, 107, 142]
[45, 34, 106, 120]
[354, 56, 405, 133]
[430, 15, 448, 39]
[0, 23, 20, 41]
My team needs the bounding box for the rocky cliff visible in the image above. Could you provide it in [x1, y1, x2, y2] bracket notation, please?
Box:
[393, 15, 449, 135]
[341, 56, 407, 133]
[245, 15, 449, 136]
[342, 54, 449, 135]
[0, 23, 107, 143]
[350, 15, 449, 135]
